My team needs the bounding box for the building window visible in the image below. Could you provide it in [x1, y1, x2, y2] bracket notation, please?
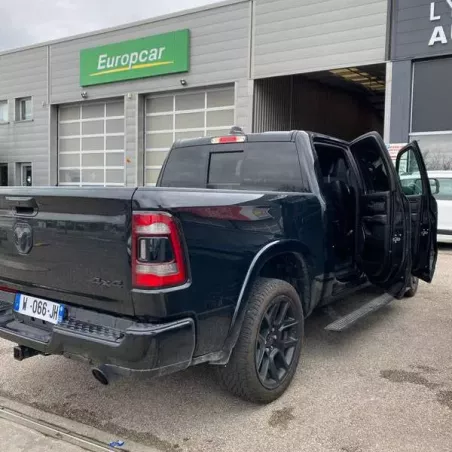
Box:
[16, 97, 32, 121]
[19, 163, 32, 186]
[410, 59, 452, 170]
[0, 101, 8, 123]
[0, 164, 8, 186]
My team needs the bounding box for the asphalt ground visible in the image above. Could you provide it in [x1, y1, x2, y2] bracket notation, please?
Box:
[0, 249, 451, 451]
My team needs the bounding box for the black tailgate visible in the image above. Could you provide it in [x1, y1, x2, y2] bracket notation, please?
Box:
[0, 188, 135, 315]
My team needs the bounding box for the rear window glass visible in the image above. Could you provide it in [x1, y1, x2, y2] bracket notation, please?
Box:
[158, 146, 208, 188]
[159, 142, 306, 192]
[208, 152, 243, 186]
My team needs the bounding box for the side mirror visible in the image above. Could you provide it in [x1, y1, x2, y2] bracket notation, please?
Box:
[430, 178, 440, 195]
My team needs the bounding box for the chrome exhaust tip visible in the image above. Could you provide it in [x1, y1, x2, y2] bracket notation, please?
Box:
[91, 366, 109, 385]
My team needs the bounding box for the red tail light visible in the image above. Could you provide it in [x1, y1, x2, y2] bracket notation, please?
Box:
[132, 212, 187, 289]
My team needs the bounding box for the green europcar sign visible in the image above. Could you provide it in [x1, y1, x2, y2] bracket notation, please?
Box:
[80, 29, 190, 86]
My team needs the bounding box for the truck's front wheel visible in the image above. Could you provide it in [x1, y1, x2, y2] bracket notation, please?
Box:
[218, 277, 304, 404]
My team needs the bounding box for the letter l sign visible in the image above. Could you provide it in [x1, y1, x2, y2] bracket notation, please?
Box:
[431, 2, 440, 21]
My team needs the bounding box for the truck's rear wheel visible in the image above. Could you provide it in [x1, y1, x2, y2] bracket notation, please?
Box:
[218, 277, 304, 404]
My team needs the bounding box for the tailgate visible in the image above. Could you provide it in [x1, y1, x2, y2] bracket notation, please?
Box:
[0, 188, 135, 315]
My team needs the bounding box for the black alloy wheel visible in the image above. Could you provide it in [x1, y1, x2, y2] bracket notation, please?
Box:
[217, 277, 304, 404]
[255, 297, 301, 389]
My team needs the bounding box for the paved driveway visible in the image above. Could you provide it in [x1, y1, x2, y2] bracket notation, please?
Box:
[0, 251, 451, 451]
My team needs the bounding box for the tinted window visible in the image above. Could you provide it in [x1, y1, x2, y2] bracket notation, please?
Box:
[240, 143, 304, 192]
[208, 152, 243, 187]
[351, 138, 390, 193]
[159, 146, 209, 187]
[412, 59, 452, 133]
[160, 142, 306, 192]
[400, 177, 423, 196]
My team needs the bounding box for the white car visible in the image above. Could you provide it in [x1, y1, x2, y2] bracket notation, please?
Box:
[400, 170, 452, 243]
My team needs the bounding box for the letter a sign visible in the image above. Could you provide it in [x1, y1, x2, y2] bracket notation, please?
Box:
[428, 1, 452, 47]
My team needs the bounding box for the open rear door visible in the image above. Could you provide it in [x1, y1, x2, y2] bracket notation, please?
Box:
[396, 141, 438, 282]
[349, 133, 411, 299]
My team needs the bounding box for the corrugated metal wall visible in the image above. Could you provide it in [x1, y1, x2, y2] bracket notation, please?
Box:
[252, 0, 388, 79]
[253, 77, 292, 132]
[291, 76, 383, 141]
[0, 47, 49, 185]
[254, 75, 383, 140]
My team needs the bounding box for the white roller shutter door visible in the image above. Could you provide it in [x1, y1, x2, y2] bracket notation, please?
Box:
[58, 100, 125, 186]
[144, 86, 235, 185]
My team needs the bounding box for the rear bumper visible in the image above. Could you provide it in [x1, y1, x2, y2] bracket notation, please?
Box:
[0, 301, 195, 378]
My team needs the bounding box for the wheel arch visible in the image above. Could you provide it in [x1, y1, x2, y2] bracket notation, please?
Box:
[215, 240, 312, 365]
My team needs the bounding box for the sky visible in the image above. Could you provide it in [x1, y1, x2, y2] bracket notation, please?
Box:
[0, 0, 217, 51]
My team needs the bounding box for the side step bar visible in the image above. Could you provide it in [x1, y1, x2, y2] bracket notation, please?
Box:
[324, 293, 394, 332]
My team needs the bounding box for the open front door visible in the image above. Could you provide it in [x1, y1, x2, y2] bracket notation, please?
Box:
[349, 133, 411, 299]
[396, 142, 438, 282]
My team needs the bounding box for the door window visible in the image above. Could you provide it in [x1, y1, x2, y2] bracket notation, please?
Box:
[396, 142, 438, 283]
[350, 137, 390, 193]
[398, 149, 424, 196]
[19, 163, 32, 186]
[397, 148, 424, 194]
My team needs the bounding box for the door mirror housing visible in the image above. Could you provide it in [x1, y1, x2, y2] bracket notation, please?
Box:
[430, 178, 440, 195]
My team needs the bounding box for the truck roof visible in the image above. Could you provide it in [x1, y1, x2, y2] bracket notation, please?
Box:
[172, 129, 351, 149]
[173, 131, 297, 148]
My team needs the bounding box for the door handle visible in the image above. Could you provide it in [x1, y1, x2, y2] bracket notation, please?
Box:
[6, 197, 38, 216]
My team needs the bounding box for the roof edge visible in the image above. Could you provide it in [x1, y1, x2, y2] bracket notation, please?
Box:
[0, 0, 249, 57]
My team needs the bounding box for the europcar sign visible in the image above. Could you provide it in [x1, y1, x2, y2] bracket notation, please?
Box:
[80, 29, 190, 86]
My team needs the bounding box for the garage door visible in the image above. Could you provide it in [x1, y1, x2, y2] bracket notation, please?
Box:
[58, 100, 125, 186]
[145, 86, 235, 185]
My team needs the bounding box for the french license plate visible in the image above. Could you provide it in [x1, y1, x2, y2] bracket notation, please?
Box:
[14, 294, 65, 325]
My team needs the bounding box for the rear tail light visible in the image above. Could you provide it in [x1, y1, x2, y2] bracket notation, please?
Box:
[132, 212, 187, 289]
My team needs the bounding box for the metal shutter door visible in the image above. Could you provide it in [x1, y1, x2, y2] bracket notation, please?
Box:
[58, 100, 125, 186]
[144, 86, 235, 185]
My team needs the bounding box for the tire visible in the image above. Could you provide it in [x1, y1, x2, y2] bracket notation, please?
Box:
[217, 277, 304, 404]
[405, 276, 419, 298]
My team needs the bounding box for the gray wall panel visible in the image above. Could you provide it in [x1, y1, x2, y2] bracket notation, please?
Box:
[391, 0, 452, 60]
[0, 47, 49, 185]
[388, 60, 412, 142]
[253, 0, 388, 78]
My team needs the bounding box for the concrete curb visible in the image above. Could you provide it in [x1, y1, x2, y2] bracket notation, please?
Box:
[0, 396, 157, 452]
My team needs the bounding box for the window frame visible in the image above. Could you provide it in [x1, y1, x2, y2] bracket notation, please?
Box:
[18, 163, 32, 186]
[0, 100, 8, 123]
[409, 61, 452, 170]
[15, 97, 32, 122]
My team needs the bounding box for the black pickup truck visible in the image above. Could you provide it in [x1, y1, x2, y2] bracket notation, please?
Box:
[0, 129, 437, 403]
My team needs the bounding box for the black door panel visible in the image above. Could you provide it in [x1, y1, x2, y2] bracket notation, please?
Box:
[350, 133, 411, 298]
[396, 142, 438, 282]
